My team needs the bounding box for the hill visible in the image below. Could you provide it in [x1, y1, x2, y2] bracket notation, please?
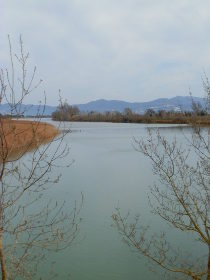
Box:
[76, 96, 204, 114]
[0, 96, 204, 116]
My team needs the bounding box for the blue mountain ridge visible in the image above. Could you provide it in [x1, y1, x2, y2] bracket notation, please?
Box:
[76, 96, 204, 114]
[0, 96, 205, 116]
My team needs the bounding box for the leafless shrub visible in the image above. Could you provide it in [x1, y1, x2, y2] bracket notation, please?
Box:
[0, 36, 82, 279]
[112, 83, 210, 279]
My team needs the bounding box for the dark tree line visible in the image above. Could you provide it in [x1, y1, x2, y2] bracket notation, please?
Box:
[52, 104, 210, 125]
[51, 102, 79, 121]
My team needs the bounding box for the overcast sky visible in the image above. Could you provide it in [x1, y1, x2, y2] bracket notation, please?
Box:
[1, 0, 210, 105]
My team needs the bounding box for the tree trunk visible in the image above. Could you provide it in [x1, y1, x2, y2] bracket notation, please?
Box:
[0, 235, 6, 280]
[207, 245, 210, 280]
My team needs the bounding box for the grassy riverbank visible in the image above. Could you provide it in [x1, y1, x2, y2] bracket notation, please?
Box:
[51, 102, 210, 125]
[73, 115, 210, 125]
[0, 119, 59, 158]
[52, 111, 210, 125]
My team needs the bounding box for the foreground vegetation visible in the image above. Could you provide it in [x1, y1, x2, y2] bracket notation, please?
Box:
[0, 118, 59, 159]
[0, 36, 82, 279]
[112, 81, 210, 279]
[52, 103, 210, 125]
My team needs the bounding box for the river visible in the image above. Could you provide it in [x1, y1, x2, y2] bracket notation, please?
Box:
[33, 121, 206, 279]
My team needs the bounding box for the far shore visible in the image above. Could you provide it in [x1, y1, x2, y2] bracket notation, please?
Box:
[51, 104, 210, 126]
[51, 115, 210, 126]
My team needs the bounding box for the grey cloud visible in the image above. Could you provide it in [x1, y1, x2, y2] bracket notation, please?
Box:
[1, 0, 210, 104]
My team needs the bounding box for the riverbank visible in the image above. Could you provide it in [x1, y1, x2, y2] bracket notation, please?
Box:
[0, 119, 59, 159]
[52, 114, 210, 126]
[51, 105, 210, 125]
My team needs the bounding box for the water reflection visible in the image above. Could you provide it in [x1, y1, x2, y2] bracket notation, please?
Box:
[37, 121, 205, 280]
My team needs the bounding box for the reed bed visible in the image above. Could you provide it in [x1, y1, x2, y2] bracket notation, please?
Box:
[0, 119, 59, 159]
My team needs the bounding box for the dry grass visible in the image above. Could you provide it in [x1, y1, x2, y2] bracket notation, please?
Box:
[0, 119, 59, 159]
[141, 115, 210, 125]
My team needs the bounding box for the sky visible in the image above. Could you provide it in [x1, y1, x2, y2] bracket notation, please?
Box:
[1, 0, 210, 105]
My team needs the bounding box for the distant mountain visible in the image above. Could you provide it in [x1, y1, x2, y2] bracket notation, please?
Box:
[0, 96, 205, 116]
[0, 104, 56, 116]
[76, 96, 205, 114]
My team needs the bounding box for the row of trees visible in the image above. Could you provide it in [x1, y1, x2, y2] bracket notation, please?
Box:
[51, 102, 79, 121]
[52, 104, 209, 124]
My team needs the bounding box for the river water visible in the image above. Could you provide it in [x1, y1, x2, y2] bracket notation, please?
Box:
[35, 121, 206, 280]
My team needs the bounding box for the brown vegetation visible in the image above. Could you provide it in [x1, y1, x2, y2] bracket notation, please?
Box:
[0, 36, 83, 279]
[0, 118, 59, 159]
[52, 104, 210, 125]
[112, 82, 210, 279]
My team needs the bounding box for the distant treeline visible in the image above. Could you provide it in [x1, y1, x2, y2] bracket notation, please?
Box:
[52, 102, 210, 125]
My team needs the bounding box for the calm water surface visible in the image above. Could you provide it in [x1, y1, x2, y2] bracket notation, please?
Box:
[37, 122, 205, 279]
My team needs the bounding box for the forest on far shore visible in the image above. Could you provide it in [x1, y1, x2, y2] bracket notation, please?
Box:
[52, 102, 210, 125]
